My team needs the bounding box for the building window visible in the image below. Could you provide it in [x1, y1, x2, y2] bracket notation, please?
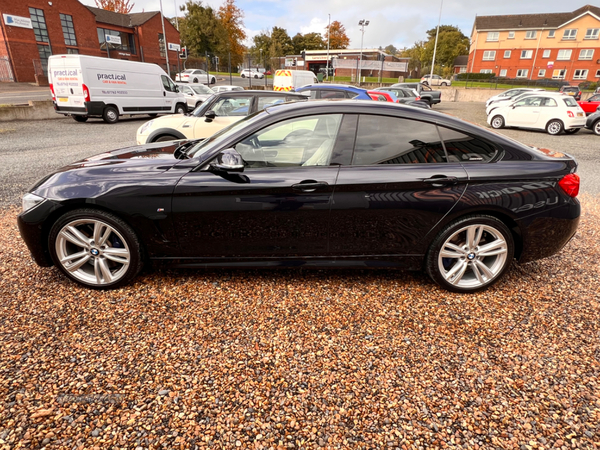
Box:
[67, 48, 79, 54]
[552, 69, 566, 79]
[525, 30, 537, 39]
[562, 29, 577, 40]
[596, 69, 600, 77]
[516, 69, 528, 78]
[504, 50, 511, 58]
[585, 28, 599, 39]
[482, 50, 496, 61]
[574, 69, 588, 80]
[97, 28, 136, 54]
[538, 69, 546, 77]
[508, 31, 515, 39]
[37, 44, 52, 74]
[29, 8, 49, 43]
[486, 32, 499, 41]
[557, 49, 572, 60]
[542, 49, 551, 58]
[459, 66, 466, 73]
[158, 33, 166, 58]
[499, 69, 507, 77]
[480, 69, 493, 74]
[521, 50, 533, 59]
[547, 30, 555, 38]
[579, 49, 594, 60]
[60, 14, 77, 47]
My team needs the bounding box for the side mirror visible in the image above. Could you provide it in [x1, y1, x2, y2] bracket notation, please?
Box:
[204, 110, 216, 122]
[174, 86, 180, 93]
[210, 148, 244, 173]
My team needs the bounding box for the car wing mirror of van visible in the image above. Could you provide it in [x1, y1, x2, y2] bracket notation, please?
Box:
[210, 148, 245, 173]
[204, 110, 216, 122]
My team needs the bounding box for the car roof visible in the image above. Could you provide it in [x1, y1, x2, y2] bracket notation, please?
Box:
[214, 90, 306, 98]
[297, 84, 367, 92]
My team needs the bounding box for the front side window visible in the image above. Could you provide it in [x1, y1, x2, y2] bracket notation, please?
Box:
[482, 50, 496, 61]
[60, 14, 77, 47]
[211, 96, 253, 116]
[521, 50, 533, 59]
[574, 69, 588, 80]
[158, 33, 166, 58]
[29, 8, 49, 43]
[514, 97, 543, 107]
[516, 69, 528, 78]
[542, 49, 551, 58]
[503, 50, 511, 58]
[557, 49, 572, 60]
[525, 30, 537, 39]
[579, 49, 594, 60]
[487, 32, 499, 41]
[352, 116, 445, 165]
[541, 98, 557, 107]
[585, 28, 599, 39]
[563, 29, 577, 40]
[161, 75, 177, 92]
[235, 114, 343, 168]
[319, 90, 347, 99]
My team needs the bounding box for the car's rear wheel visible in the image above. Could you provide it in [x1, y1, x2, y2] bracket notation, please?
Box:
[546, 119, 564, 135]
[490, 115, 505, 129]
[426, 215, 514, 293]
[241, 74, 246, 78]
[49, 209, 143, 289]
[593, 120, 600, 136]
[73, 115, 88, 123]
[254, 74, 258, 79]
[148, 113, 158, 118]
[441, 82, 448, 86]
[211, 77, 216, 84]
[564, 128, 580, 134]
[193, 77, 199, 83]
[175, 103, 187, 114]
[102, 106, 119, 124]
[153, 135, 178, 142]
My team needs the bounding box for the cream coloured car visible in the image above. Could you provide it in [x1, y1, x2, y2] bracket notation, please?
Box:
[136, 90, 307, 144]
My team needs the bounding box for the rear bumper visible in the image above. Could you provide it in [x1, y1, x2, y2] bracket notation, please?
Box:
[55, 101, 106, 116]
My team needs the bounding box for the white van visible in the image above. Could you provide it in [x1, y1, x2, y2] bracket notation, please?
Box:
[48, 55, 187, 124]
[273, 70, 318, 92]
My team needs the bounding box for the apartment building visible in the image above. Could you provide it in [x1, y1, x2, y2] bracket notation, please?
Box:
[467, 5, 600, 84]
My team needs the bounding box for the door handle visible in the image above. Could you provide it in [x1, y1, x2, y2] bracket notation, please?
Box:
[163, 91, 166, 96]
[291, 181, 329, 192]
[423, 176, 458, 186]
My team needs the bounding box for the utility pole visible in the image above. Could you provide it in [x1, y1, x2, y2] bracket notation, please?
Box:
[326, 14, 331, 81]
[429, 0, 443, 82]
[358, 19, 369, 86]
[159, 0, 170, 76]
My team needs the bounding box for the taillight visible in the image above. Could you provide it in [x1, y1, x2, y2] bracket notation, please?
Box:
[559, 173, 580, 197]
[49, 83, 55, 101]
[415, 96, 420, 100]
[567, 111, 574, 118]
[82, 83, 90, 102]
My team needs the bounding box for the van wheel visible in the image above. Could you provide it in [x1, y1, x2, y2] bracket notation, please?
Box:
[153, 135, 177, 142]
[175, 103, 187, 114]
[73, 115, 88, 123]
[102, 106, 119, 124]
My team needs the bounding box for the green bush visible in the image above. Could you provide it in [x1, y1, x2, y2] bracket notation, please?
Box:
[456, 72, 496, 80]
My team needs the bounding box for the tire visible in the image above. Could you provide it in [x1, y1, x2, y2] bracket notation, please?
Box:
[48, 209, 143, 289]
[546, 119, 564, 135]
[490, 115, 505, 129]
[422, 81, 429, 86]
[593, 120, 600, 136]
[102, 106, 119, 124]
[175, 103, 187, 114]
[153, 135, 178, 142]
[211, 77, 216, 84]
[148, 113, 158, 118]
[426, 215, 514, 293]
[564, 128, 580, 134]
[254, 74, 259, 79]
[193, 77, 199, 83]
[241, 74, 246, 78]
[441, 82, 448, 86]
[73, 115, 88, 123]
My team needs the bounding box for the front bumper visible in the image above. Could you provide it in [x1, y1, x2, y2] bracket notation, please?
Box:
[17, 200, 63, 267]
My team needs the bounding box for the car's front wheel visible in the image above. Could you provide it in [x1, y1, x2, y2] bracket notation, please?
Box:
[153, 135, 178, 142]
[426, 215, 514, 293]
[193, 77, 199, 83]
[441, 82, 448, 86]
[490, 115, 505, 129]
[593, 119, 600, 136]
[546, 119, 564, 135]
[241, 74, 246, 78]
[49, 209, 143, 289]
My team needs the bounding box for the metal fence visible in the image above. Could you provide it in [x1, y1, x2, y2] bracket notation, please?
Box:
[0, 57, 14, 82]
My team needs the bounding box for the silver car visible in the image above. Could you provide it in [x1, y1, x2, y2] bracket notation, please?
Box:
[176, 83, 215, 111]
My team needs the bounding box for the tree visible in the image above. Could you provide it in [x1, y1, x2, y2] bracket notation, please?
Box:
[94, 0, 134, 13]
[422, 25, 469, 77]
[217, 0, 246, 69]
[250, 31, 272, 69]
[292, 32, 325, 54]
[324, 21, 349, 49]
[179, 1, 228, 61]
[270, 26, 293, 56]
[384, 44, 398, 56]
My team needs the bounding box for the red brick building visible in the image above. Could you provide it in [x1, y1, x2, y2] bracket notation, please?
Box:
[0, 0, 180, 83]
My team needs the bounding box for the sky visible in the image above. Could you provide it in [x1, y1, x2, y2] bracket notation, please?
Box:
[79, 0, 592, 50]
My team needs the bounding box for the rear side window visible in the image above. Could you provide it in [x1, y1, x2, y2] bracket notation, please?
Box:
[320, 90, 346, 99]
[437, 127, 497, 162]
[352, 115, 446, 165]
[563, 97, 578, 107]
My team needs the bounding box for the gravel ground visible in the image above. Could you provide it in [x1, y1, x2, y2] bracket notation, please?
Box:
[1, 194, 599, 449]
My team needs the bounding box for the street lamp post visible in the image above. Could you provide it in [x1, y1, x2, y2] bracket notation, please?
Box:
[358, 19, 369, 86]
[429, 0, 443, 82]
[326, 14, 331, 81]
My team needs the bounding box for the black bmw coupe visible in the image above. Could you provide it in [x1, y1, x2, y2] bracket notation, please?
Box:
[18, 101, 581, 293]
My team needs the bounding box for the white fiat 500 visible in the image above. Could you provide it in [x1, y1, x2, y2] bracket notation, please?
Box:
[487, 94, 586, 135]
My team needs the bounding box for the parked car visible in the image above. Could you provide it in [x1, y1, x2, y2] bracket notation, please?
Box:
[176, 83, 214, 111]
[585, 109, 600, 135]
[48, 54, 187, 124]
[559, 85, 582, 101]
[577, 94, 600, 115]
[486, 91, 563, 116]
[136, 90, 307, 144]
[368, 90, 398, 102]
[488, 93, 586, 135]
[212, 85, 245, 93]
[240, 69, 264, 79]
[392, 83, 441, 106]
[486, 88, 545, 107]
[420, 74, 452, 86]
[377, 87, 424, 103]
[176, 69, 216, 85]
[18, 100, 581, 293]
[295, 84, 372, 100]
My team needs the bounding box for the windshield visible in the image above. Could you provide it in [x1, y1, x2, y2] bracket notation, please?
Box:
[187, 111, 263, 159]
[190, 85, 214, 95]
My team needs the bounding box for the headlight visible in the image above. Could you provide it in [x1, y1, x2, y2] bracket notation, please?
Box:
[138, 120, 154, 135]
[22, 193, 45, 213]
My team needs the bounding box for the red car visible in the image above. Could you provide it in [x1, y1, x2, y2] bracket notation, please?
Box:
[367, 90, 397, 102]
[578, 94, 600, 115]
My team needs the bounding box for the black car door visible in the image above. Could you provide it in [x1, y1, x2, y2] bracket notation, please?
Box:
[172, 113, 345, 258]
[329, 114, 469, 258]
